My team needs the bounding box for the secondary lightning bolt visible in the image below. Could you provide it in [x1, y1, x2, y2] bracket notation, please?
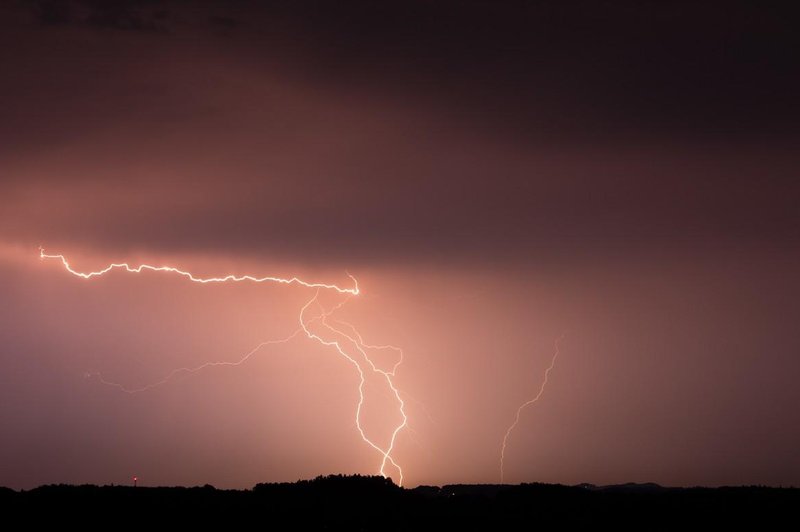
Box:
[499, 333, 565, 483]
[85, 300, 351, 394]
[87, 330, 304, 394]
[39, 248, 407, 485]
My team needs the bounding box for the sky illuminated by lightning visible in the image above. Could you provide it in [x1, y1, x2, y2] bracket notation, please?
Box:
[0, 1, 799, 490]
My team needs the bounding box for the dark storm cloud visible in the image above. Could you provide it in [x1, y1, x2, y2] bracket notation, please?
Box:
[213, 0, 800, 142]
[1, 1, 798, 264]
[20, 1, 800, 140]
[29, 0, 171, 31]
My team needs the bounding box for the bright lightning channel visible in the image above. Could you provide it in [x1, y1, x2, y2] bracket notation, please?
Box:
[499, 333, 565, 483]
[39, 248, 407, 485]
[39, 248, 358, 295]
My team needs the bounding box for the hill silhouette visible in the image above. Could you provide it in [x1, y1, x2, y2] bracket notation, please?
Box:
[1, 474, 797, 529]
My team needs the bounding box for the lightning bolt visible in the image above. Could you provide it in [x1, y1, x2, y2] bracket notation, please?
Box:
[38, 248, 359, 295]
[299, 293, 407, 485]
[499, 333, 565, 483]
[39, 248, 407, 485]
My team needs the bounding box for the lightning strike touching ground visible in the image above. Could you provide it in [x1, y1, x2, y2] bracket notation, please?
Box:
[298, 292, 407, 484]
[39, 248, 407, 485]
[499, 333, 565, 483]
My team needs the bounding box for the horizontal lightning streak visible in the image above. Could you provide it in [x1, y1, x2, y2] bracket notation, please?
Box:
[39, 248, 359, 295]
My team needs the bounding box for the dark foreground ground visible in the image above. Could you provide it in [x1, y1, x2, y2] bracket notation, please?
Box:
[1, 475, 797, 530]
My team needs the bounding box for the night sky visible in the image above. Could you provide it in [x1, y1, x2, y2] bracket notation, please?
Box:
[1, 1, 798, 489]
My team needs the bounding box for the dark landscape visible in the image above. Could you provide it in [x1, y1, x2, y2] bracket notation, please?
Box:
[2, 475, 797, 529]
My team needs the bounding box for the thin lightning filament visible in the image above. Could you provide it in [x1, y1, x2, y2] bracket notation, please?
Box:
[500, 334, 564, 483]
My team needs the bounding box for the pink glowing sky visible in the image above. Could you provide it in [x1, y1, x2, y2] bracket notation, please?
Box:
[1, 1, 799, 489]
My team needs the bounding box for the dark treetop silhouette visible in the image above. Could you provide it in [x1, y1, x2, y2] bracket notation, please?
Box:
[2, 475, 797, 530]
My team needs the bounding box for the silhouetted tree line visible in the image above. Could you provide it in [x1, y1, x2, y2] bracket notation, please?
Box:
[1, 475, 797, 530]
